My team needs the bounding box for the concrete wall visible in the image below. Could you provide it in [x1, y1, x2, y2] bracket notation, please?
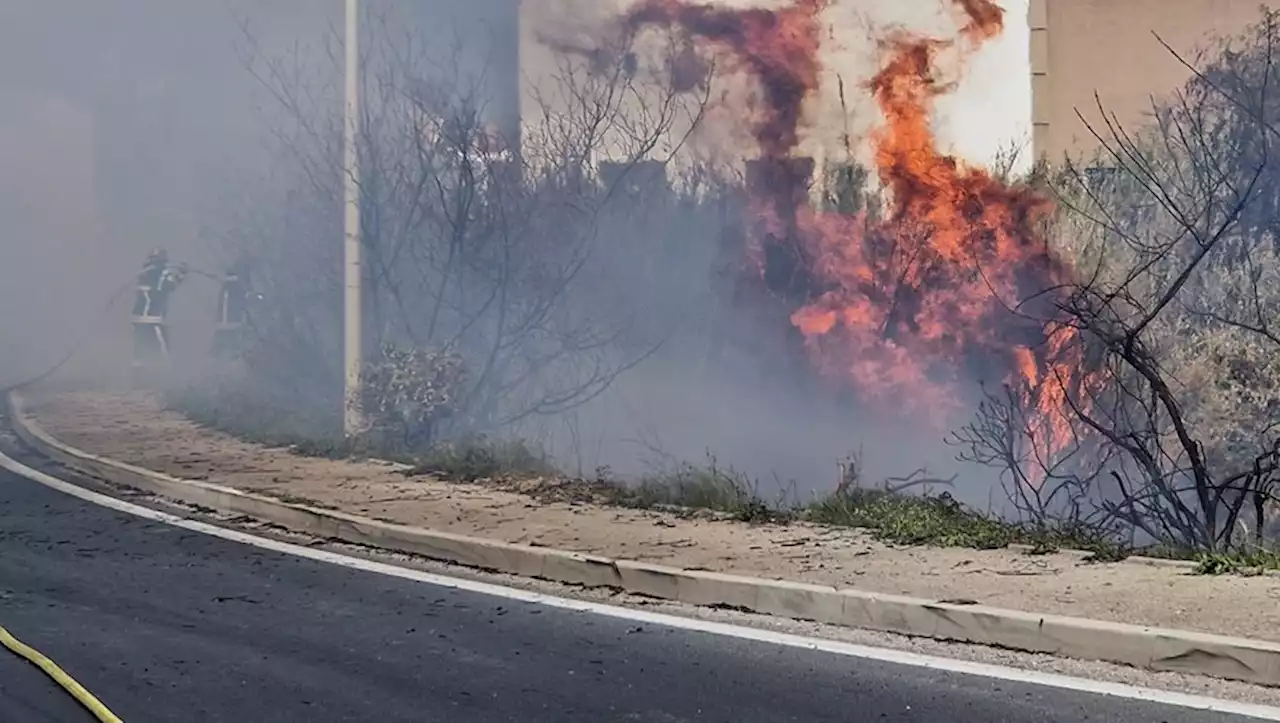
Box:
[1032, 0, 1280, 164]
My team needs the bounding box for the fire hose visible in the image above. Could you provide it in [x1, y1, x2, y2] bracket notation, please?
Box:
[0, 279, 136, 397]
[0, 279, 145, 722]
[0, 262, 232, 723]
[0, 263, 230, 398]
[0, 623, 124, 723]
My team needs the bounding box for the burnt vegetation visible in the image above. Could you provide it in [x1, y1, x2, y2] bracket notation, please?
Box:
[952, 10, 1280, 567]
[171, 3, 1280, 573]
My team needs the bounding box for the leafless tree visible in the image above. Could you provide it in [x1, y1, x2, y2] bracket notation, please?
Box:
[952, 10, 1280, 553]
[212, 5, 724, 440]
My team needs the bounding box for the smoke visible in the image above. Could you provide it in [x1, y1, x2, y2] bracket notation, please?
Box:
[0, 0, 523, 390]
[1, 0, 1041, 507]
[622, 0, 824, 159]
[791, 0, 1086, 465]
[0, 93, 104, 382]
[527, 0, 1061, 500]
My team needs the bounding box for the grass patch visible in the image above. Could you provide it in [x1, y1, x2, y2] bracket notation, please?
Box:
[806, 488, 1014, 548]
[803, 488, 1123, 558]
[604, 457, 791, 523]
[407, 437, 556, 481]
[1193, 548, 1280, 575]
[167, 384, 1235, 567]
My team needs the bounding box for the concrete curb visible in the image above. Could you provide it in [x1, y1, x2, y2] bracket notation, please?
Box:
[9, 392, 1280, 687]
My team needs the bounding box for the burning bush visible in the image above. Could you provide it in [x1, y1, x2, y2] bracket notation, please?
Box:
[196, 0, 1280, 560]
[953, 11, 1280, 553]
[621, 0, 1088, 464]
[620, 0, 1280, 556]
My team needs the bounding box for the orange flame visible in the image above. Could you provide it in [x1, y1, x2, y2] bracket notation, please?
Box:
[626, 0, 1090, 472]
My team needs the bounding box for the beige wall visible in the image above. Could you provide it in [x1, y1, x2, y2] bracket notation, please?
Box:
[1032, 0, 1280, 164]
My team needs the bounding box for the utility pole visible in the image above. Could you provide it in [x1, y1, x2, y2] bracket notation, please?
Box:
[342, 0, 363, 436]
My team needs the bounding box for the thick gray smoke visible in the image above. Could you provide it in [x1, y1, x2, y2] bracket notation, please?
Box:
[0, 0, 520, 387]
[1, 0, 1001, 506]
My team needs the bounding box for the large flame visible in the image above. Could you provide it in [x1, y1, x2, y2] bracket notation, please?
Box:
[625, 0, 1089, 467]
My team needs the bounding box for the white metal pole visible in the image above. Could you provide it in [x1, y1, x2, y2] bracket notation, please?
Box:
[342, 0, 363, 436]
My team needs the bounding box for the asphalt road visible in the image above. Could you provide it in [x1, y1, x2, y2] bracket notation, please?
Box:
[0, 465, 1271, 723]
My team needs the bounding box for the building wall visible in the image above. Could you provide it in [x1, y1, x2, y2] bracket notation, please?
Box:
[517, 0, 1033, 185]
[1032, 0, 1280, 164]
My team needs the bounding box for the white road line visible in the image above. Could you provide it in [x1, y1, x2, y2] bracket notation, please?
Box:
[3, 450, 1280, 721]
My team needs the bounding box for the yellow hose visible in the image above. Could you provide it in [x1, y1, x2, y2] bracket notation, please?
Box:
[0, 623, 124, 723]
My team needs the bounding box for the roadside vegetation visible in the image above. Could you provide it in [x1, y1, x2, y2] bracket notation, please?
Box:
[168, 383, 1126, 562]
[175, 6, 1280, 575]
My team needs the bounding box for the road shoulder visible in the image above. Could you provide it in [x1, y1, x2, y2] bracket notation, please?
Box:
[16, 389, 1280, 687]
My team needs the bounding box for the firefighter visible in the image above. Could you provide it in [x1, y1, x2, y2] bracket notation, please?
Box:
[131, 248, 187, 374]
[211, 257, 253, 361]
